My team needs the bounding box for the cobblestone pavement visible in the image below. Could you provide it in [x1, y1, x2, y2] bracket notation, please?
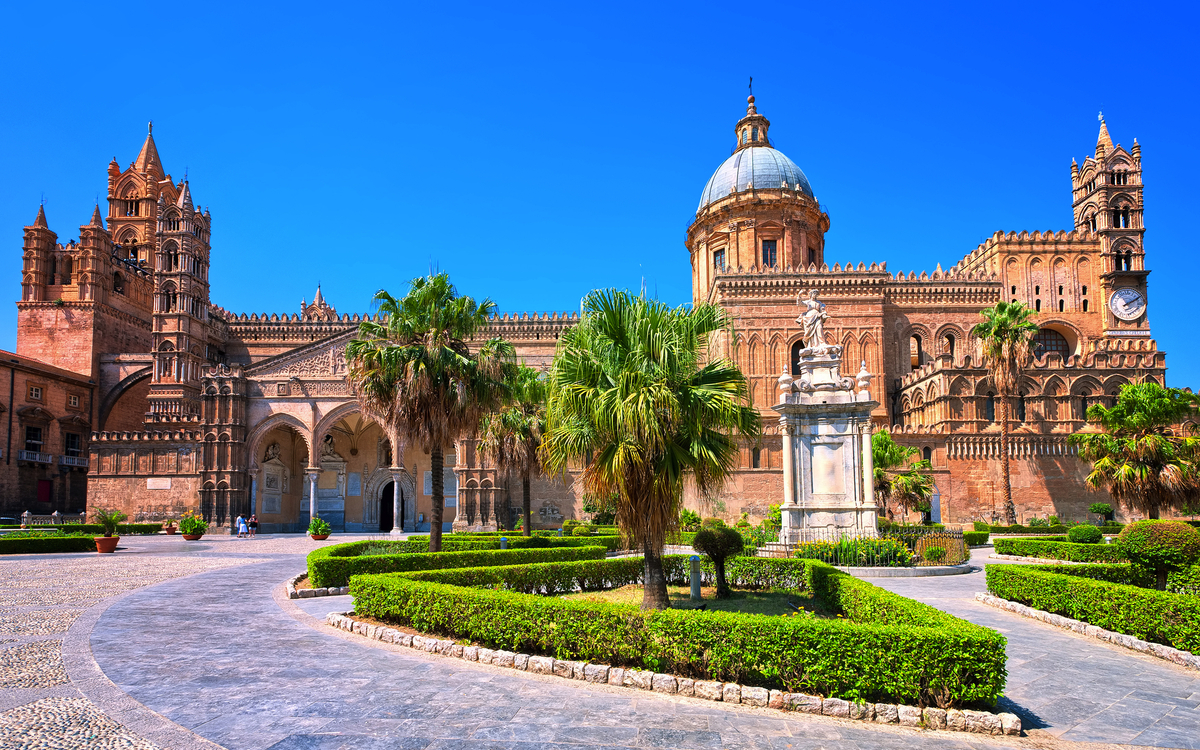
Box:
[871, 548, 1200, 749]
[7, 534, 1199, 749]
[0, 532, 383, 750]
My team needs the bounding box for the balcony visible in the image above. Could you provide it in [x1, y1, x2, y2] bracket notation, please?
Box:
[17, 450, 53, 464]
[59, 455, 89, 468]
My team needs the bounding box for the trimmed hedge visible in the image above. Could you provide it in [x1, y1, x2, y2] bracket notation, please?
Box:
[352, 555, 1007, 707]
[989, 524, 1069, 535]
[0, 536, 97, 554]
[408, 534, 625, 552]
[993, 537, 1126, 562]
[964, 531, 990, 546]
[307, 543, 607, 587]
[0, 523, 164, 535]
[986, 563, 1200, 653]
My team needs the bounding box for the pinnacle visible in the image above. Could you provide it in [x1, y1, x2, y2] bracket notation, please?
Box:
[90, 204, 104, 226]
[134, 127, 164, 178]
[33, 204, 47, 228]
[1096, 114, 1113, 152]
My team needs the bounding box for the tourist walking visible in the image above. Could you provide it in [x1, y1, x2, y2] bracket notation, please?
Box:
[235, 514, 247, 538]
[248, 515, 258, 538]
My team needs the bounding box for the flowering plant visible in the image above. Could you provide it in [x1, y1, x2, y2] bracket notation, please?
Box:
[308, 516, 331, 535]
[179, 511, 208, 535]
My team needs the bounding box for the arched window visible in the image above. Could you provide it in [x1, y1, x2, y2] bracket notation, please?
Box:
[790, 340, 807, 376]
[1077, 392, 1091, 421]
[751, 447, 762, 469]
[1017, 392, 1027, 423]
[113, 272, 124, 295]
[1035, 299, 1042, 312]
[922, 447, 932, 462]
[1058, 299, 1065, 312]
[1083, 299, 1089, 312]
[909, 335, 922, 371]
[1033, 328, 1071, 359]
[1011, 285, 1016, 295]
[944, 334, 956, 359]
[985, 393, 996, 423]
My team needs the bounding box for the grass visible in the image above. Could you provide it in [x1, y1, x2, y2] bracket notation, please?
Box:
[559, 584, 835, 617]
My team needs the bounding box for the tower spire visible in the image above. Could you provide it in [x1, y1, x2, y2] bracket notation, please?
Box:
[33, 204, 48, 228]
[90, 203, 104, 226]
[134, 122, 164, 178]
[734, 92, 771, 152]
[1096, 111, 1113, 153]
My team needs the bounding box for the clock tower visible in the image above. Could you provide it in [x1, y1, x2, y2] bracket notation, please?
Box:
[1071, 114, 1149, 339]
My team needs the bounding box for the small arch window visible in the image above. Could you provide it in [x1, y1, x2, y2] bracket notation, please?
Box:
[1011, 285, 1016, 295]
[1033, 328, 1071, 359]
[1082, 285, 1088, 295]
[751, 447, 762, 469]
[1058, 299, 1065, 312]
[1017, 391, 1028, 423]
[1082, 299, 1089, 312]
[1035, 299, 1041, 312]
[922, 446, 932, 462]
[1034, 285, 1040, 295]
[944, 333, 956, 359]
[790, 340, 808, 376]
[985, 393, 996, 422]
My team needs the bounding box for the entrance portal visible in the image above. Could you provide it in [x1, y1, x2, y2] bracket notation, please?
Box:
[380, 482, 394, 532]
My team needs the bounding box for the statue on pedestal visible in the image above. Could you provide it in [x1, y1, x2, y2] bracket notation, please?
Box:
[796, 290, 829, 352]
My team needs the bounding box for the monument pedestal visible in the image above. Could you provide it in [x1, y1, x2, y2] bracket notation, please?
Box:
[774, 347, 878, 543]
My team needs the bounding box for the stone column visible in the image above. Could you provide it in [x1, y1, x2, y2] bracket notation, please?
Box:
[390, 468, 404, 535]
[861, 422, 875, 530]
[306, 469, 321, 521]
[780, 421, 796, 509]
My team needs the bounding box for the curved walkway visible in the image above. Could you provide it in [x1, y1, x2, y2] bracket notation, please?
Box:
[871, 548, 1200, 748]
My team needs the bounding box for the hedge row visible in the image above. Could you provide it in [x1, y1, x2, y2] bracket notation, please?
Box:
[0, 523, 164, 535]
[964, 531, 990, 546]
[409, 534, 625, 552]
[977, 523, 1125, 535]
[308, 543, 608, 587]
[993, 537, 1126, 563]
[352, 555, 1007, 708]
[986, 563, 1199, 653]
[0, 536, 97, 554]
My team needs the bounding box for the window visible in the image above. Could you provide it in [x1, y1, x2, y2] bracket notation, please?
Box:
[1011, 285, 1016, 295]
[1083, 299, 1089, 312]
[1114, 171, 1129, 185]
[1112, 208, 1131, 229]
[113, 272, 124, 295]
[985, 393, 996, 423]
[28, 385, 42, 401]
[761, 239, 777, 268]
[944, 334, 956, 358]
[124, 199, 139, 217]
[1034, 285, 1040, 295]
[922, 447, 932, 462]
[24, 426, 42, 453]
[1058, 285, 1064, 295]
[751, 126, 759, 142]
[1017, 392, 1027, 423]
[741, 129, 747, 144]
[751, 447, 762, 469]
[67, 394, 80, 409]
[1087, 214, 1097, 233]
[713, 249, 726, 271]
[790, 340, 807, 376]
[909, 335, 923, 371]
[1082, 285, 1088, 295]
[1033, 328, 1071, 359]
[1035, 299, 1041, 312]
[65, 432, 81, 458]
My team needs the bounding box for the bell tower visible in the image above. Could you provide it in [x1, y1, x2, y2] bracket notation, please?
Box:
[148, 178, 213, 420]
[1070, 114, 1149, 338]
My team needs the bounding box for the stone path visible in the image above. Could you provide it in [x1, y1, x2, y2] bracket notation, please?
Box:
[871, 548, 1200, 749]
[4, 534, 1198, 749]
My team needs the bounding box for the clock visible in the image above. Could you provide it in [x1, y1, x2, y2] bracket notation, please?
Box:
[1108, 288, 1146, 321]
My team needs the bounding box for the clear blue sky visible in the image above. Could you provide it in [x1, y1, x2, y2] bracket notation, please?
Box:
[2, 2, 1197, 384]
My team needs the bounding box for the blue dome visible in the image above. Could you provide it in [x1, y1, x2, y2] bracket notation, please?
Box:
[697, 146, 814, 212]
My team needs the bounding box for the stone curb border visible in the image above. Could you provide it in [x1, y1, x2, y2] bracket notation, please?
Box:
[988, 554, 1109, 565]
[286, 573, 349, 599]
[974, 592, 1200, 672]
[323, 609, 1021, 737]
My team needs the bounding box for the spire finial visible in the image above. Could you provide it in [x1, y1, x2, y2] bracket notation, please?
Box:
[1098, 111, 1104, 123]
[148, 120, 153, 135]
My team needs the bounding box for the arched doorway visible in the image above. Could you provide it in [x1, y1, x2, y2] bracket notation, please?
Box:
[379, 482, 396, 532]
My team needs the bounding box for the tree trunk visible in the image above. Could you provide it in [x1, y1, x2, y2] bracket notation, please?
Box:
[1149, 506, 1161, 520]
[1155, 567, 1168, 591]
[1000, 395, 1016, 525]
[714, 558, 730, 599]
[522, 472, 532, 537]
[641, 537, 671, 610]
[429, 445, 444, 553]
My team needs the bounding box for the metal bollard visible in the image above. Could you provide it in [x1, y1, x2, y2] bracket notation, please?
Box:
[500, 536, 508, 550]
[557, 527, 563, 537]
[690, 555, 702, 601]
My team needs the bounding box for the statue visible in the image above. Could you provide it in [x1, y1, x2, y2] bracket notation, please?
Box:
[796, 290, 829, 351]
[263, 442, 281, 462]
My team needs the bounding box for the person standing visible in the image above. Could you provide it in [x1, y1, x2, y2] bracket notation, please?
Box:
[248, 514, 258, 539]
[235, 514, 247, 538]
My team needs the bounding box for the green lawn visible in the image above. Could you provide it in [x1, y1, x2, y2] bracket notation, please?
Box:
[559, 584, 834, 617]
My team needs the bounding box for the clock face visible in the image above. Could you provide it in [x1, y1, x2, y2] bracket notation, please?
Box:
[1109, 287, 1146, 321]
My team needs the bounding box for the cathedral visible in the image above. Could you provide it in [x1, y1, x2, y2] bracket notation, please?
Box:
[6, 97, 1165, 531]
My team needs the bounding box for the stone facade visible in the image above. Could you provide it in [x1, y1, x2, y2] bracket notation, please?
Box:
[7, 103, 1175, 529]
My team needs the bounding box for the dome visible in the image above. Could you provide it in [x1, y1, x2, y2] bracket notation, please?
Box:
[697, 146, 814, 213]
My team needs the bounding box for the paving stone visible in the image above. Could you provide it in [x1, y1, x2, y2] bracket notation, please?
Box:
[513, 653, 528, 670]
[527, 655, 553, 674]
[787, 694, 823, 714]
[722, 683, 741, 704]
[607, 667, 624, 686]
[822, 698, 849, 717]
[897, 704, 922, 727]
[741, 687, 769, 707]
[583, 664, 609, 683]
[677, 677, 695, 697]
[848, 701, 874, 721]
[694, 681, 723, 701]
[945, 708, 966, 731]
[767, 690, 784, 709]
[552, 659, 580, 679]
[493, 650, 515, 668]
[923, 707, 947, 729]
[874, 703, 898, 723]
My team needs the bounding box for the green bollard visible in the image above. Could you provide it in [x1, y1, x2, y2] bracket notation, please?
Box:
[690, 555, 702, 601]
[500, 536, 508, 550]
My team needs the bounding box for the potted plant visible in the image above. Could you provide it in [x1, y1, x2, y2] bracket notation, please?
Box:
[179, 510, 207, 540]
[92, 508, 127, 553]
[308, 516, 331, 540]
[162, 518, 178, 535]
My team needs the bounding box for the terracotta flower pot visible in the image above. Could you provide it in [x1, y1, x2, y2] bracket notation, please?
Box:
[94, 536, 119, 553]
[310, 534, 330, 540]
[182, 534, 204, 541]
[163, 526, 178, 535]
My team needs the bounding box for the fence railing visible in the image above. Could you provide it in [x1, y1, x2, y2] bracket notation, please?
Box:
[59, 455, 89, 468]
[17, 512, 88, 526]
[17, 450, 53, 464]
[759, 528, 968, 567]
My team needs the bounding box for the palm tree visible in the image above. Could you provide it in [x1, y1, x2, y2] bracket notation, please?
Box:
[971, 301, 1038, 525]
[346, 273, 513, 552]
[477, 364, 547, 535]
[540, 290, 761, 610]
[871, 429, 933, 521]
[1070, 382, 1200, 519]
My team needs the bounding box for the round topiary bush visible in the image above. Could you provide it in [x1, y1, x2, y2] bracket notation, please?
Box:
[1067, 524, 1104, 544]
[692, 526, 744, 598]
[1117, 520, 1200, 590]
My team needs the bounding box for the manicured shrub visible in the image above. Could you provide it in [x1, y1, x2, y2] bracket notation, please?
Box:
[993, 537, 1125, 563]
[0, 535, 97, 554]
[1168, 564, 1200, 596]
[1048, 515, 1060, 526]
[986, 563, 1200, 653]
[988, 524, 1069, 535]
[1100, 524, 1126, 534]
[308, 517, 331, 536]
[307, 543, 607, 587]
[409, 534, 625, 552]
[923, 545, 947, 563]
[913, 536, 966, 565]
[1089, 502, 1114, 520]
[679, 509, 701, 532]
[700, 517, 726, 530]
[353, 556, 1006, 708]
[1118, 520, 1200, 590]
[973, 521, 989, 532]
[0, 523, 165, 535]
[963, 531, 990, 546]
[791, 536, 915, 567]
[692, 526, 744, 598]
[1067, 525, 1104, 544]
